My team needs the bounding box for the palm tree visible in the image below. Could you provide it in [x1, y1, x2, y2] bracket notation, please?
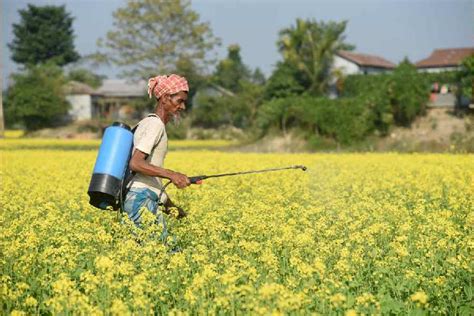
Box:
[277, 19, 354, 96]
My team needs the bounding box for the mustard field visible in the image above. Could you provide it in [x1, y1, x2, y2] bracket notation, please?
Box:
[1, 139, 473, 315]
[0, 138, 235, 151]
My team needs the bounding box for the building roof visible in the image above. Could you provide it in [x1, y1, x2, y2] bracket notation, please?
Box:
[337, 51, 396, 69]
[95, 79, 147, 97]
[415, 47, 474, 68]
[64, 81, 97, 95]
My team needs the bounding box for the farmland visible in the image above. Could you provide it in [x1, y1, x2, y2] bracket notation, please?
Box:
[1, 139, 472, 315]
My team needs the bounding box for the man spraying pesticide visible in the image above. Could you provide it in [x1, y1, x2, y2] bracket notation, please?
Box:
[87, 74, 306, 245]
[89, 74, 191, 241]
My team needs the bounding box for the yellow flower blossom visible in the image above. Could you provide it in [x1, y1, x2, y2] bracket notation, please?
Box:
[411, 291, 428, 305]
[345, 309, 357, 316]
[330, 293, 346, 306]
[24, 296, 38, 307]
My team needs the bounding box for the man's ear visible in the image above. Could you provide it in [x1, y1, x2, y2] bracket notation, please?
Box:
[162, 94, 171, 105]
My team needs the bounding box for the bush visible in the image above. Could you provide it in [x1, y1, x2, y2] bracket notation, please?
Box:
[165, 117, 190, 140]
[340, 73, 391, 98]
[5, 63, 69, 131]
[422, 71, 459, 85]
[264, 62, 306, 100]
[389, 60, 429, 126]
[256, 98, 292, 134]
[191, 82, 264, 129]
[257, 95, 375, 144]
[342, 60, 429, 127]
[457, 55, 474, 102]
[191, 94, 232, 128]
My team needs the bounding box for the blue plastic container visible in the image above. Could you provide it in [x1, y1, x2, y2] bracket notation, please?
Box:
[88, 122, 133, 210]
[93, 123, 133, 178]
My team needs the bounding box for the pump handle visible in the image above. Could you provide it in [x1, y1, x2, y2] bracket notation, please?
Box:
[189, 176, 206, 184]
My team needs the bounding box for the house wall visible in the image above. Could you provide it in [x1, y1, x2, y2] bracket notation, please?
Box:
[93, 96, 144, 120]
[330, 56, 393, 98]
[333, 55, 360, 75]
[333, 56, 393, 75]
[66, 94, 92, 121]
[360, 66, 392, 74]
[417, 66, 459, 73]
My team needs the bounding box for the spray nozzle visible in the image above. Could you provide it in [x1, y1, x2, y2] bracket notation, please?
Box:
[295, 165, 307, 171]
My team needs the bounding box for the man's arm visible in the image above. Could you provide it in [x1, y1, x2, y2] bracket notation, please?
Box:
[129, 150, 190, 188]
[130, 150, 188, 219]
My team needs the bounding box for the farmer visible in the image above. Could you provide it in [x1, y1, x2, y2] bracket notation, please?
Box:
[124, 74, 191, 237]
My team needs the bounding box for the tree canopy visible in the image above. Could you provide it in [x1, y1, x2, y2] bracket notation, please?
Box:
[389, 59, 428, 126]
[277, 18, 354, 96]
[458, 55, 474, 101]
[9, 4, 79, 67]
[5, 64, 70, 131]
[213, 44, 252, 93]
[95, 0, 220, 79]
[67, 69, 106, 89]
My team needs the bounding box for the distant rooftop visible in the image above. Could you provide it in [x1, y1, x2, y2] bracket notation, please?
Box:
[415, 47, 474, 68]
[337, 51, 396, 69]
[64, 81, 97, 95]
[95, 79, 147, 97]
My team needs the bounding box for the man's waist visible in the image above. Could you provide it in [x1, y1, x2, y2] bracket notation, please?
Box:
[130, 180, 167, 201]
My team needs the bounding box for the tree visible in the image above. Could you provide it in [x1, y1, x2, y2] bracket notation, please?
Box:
[6, 64, 70, 131]
[277, 18, 354, 96]
[264, 61, 305, 100]
[214, 44, 251, 92]
[67, 68, 105, 89]
[192, 81, 264, 129]
[389, 59, 429, 126]
[458, 55, 474, 102]
[9, 4, 79, 67]
[192, 44, 266, 129]
[174, 56, 207, 107]
[251, 68, 266, 86]
[96, 0, 220, 79]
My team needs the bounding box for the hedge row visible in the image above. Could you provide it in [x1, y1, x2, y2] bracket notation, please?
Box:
[257, 62, 430, 144]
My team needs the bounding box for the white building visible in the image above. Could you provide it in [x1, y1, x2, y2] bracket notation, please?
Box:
[94, 79, 146, 120]
[415, 47, 474, 73]
[65, 79, 147, 121]
[64, 81, 99, 121]
[334, 50, 396, 76]
[329, 51, 395, 98]
[416, 48, 474, 107]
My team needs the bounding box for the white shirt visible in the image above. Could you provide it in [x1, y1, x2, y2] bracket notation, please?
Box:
[129, 114, 168, 202]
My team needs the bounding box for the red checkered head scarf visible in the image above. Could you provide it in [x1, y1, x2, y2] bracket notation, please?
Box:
[147, 74, 189, 99]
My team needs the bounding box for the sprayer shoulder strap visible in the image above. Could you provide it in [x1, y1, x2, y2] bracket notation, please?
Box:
[131, 113, 159, 133]
[123, 114, 161, 188]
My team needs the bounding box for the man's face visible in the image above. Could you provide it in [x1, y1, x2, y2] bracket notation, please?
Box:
[164, 91, 188, 121]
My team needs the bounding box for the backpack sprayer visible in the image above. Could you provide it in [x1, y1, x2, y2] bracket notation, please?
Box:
[88, 122, 133, 210]
[87, 121, 307, 211]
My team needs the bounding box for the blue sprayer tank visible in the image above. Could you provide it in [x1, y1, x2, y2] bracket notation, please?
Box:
[88, 122, 133, 210]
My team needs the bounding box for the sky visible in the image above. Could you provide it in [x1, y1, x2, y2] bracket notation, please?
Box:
[1, 0, 473, 88]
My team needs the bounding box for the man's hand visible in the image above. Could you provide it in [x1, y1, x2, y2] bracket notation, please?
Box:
[175, 206, 188, 219]
[164, 205, 188, 219]
[169, 171, 190, 189]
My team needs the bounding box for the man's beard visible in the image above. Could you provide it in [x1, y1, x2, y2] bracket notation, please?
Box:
[170, 111, 183, 126]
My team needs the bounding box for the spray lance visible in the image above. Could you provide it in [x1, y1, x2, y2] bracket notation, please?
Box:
[157, 165, 308, 208]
